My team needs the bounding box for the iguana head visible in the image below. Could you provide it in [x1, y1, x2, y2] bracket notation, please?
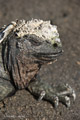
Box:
[16, 19, 63, 64]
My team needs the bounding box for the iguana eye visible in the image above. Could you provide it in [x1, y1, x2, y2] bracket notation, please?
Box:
[53, 43, 58, 48]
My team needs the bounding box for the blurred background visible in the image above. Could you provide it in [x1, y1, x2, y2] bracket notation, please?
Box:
[0, 0, 80, 120]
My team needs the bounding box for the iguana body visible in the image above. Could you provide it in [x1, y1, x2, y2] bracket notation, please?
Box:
[0, 19, 76, 107]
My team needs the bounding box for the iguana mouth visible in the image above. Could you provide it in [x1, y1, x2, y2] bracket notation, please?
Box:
[38, 50, 62, 57]
[33, 49, 63, 62]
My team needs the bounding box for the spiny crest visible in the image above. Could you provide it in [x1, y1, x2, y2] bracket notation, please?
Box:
[0, 19, 60, 44]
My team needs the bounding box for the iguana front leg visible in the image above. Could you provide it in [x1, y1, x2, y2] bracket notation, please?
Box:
[28, 76, 76, 108]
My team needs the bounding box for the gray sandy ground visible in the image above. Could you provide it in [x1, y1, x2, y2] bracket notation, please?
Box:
[0, 0, 80, 120]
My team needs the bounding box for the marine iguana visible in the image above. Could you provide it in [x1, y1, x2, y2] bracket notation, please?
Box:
[0, 19, 76, 107]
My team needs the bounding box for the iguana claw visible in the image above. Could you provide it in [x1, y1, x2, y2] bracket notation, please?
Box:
[38, 91, 46, 101]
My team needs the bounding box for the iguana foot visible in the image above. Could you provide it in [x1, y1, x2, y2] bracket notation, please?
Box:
[28, 80, 76, 108]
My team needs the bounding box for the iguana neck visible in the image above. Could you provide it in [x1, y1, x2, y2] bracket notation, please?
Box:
[12, 54, 40, 89]
[6, 50, 40, 89]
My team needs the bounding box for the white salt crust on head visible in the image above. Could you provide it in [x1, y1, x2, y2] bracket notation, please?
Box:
[14, 19, 61, 42]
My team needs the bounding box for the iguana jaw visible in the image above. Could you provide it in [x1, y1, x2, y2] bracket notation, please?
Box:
[33, 49, 63, 63]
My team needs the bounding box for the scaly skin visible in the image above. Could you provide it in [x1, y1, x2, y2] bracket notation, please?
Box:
[0, 19, 76, 107]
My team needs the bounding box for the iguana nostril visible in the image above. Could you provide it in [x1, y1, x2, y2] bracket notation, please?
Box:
[53, 43, 58, 48]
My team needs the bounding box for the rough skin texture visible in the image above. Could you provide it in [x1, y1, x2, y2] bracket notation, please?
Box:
[0, 19, 76, 108]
